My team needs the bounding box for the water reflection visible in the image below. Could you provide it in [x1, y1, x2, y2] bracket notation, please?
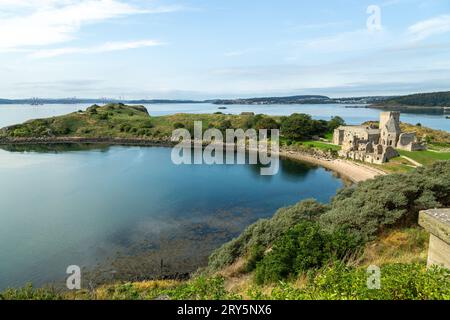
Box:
[0, 145, 343, 289]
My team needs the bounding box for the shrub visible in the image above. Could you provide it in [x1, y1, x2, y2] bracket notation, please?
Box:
[165, 276, 241, 300]
[254, 222, 361, 284]
[254, 117, 279, 130]
[280, 113, 329, 141]
[98, 113, 108, 120]
[244, 245, 265, 272]
[328, 116, 345, 131]
[208, 199, 328, 271]
[319, 161, 450, 241]
[173, 122, 185, 129]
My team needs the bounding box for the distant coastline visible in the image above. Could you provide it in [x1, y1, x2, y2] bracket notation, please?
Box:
[2, 90, 450, 109]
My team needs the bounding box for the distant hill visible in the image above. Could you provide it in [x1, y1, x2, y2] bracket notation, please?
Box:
[210, 95, 331, 105]
[210, 95, 393, 105]
[379, 91, 450, 108]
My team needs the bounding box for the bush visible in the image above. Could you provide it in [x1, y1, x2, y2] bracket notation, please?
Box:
[173, 122, 185, 129]
[254, 222, 361, 284]
[328, 116, 345, 131]
[208, 199, 328, 271]
[98, 113, 108, 120]
[280, 113, 329, 141]
[254, 117, 279, 130]
[319, 161, 450, 241]
[244, 245, 265, 272]
[257, 263, 450, 300]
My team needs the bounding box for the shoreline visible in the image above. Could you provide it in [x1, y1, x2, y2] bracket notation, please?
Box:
[0, 137, 387, 183]
[279, 150, 386, 183]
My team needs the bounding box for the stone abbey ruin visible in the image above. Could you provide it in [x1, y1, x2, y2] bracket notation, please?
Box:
[333, 111, 426, 164]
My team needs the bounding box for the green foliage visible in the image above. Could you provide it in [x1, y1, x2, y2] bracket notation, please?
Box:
[208, 199, 328, 270]
[398, 150, 450, 166]
[95, 276, 240, 300]
[254, 117, 279, 130]
[328, 116, 345, 131]
[0, 284, 62, 300]
[173, 122, 185, 129]
[217, 119, 233, 132]
[164, 276, 241, 300]
[252, 263, 450, 300]
[280, 113, 328, 141]
[319, 161, 450, 241]
[244, 245, 265, 272]
[254, 222, 361, 284]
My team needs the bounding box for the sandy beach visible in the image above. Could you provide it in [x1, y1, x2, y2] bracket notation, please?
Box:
[280, 150, 387, 183]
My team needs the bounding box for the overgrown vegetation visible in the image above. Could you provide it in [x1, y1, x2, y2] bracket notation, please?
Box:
[254, 222, 361, 284]
[3, 262, 449, 300]
[250, 263, 450, 300]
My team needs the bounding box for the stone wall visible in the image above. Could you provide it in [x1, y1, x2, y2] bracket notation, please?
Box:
[419, 209, 450, 269]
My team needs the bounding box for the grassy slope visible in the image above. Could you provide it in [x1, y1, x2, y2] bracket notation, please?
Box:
[398, 150, 450, 166]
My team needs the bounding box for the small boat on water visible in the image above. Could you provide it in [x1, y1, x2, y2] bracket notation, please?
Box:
[218, 106, 228, 110]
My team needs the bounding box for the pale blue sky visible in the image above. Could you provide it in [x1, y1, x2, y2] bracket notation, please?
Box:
[1, 0, 450, 99]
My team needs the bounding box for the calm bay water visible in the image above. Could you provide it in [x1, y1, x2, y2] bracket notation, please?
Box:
[0, 103, 449, 132]
[0, 145, 343, 290]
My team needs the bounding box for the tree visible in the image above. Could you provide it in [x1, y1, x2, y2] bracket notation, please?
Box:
[328, 116, 345, 131]
[280, 113, 315, 141]
[254, 117, 279, 131]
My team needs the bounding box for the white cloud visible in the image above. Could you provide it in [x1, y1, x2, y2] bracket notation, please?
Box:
[0, 0, 180, 50]
[29, 39, 164, 58]
[408, 14, 450, 41]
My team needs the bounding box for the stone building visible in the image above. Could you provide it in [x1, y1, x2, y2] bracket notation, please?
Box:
[333, 111, 426, 164]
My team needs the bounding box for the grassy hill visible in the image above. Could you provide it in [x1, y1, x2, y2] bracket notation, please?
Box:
[0, 103, 267, 141]
[0, 103, 346, 145]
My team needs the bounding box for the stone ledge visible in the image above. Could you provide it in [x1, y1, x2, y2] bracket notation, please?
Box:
[419, 209, 450, 269]
[419, 209, 450, 244]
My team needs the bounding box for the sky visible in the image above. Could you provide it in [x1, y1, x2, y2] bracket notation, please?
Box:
[0, 0, 450, 99]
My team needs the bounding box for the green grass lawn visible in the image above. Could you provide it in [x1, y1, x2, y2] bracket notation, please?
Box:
[367, 156, 416, 173]
[323, 132, 333, 141]
[398, 149, 450, 166]
[301, 140, 341, 151]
